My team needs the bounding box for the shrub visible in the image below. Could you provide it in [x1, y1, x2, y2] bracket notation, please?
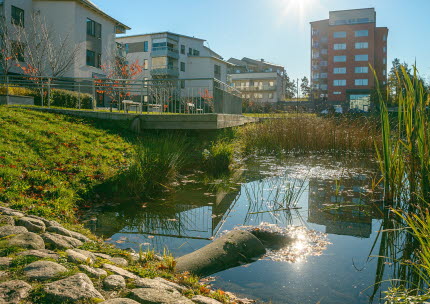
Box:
[203, 139, 235, 176]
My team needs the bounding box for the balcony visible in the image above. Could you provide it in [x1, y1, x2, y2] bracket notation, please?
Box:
[150, 47, 179, 59]
[150, 65, 179, 78]
[237, 85, 277, 92]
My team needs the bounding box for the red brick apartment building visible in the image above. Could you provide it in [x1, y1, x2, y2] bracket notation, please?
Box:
[310, 8, 388, 111]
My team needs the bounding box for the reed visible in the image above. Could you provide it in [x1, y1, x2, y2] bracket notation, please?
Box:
[238, 115, 380, 155]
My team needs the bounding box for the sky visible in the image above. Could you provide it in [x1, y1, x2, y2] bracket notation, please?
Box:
[92, 0, 429, 82]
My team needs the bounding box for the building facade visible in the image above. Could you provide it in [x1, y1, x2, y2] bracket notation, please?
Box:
[310, 8, 388, 111]
[115, 32, 229, 83]
[227, 58, 286, 103]
[0, 0, 129, 78]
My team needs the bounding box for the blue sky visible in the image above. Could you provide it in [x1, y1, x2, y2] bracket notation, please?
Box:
[93, 0, 429, 82]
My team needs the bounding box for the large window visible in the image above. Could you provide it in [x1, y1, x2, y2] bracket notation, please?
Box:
[87, 18, 101, 38]
[214, 64, 221, 79]
[86, 50, 96, 67]
[355, 67, 369, 73]
[333, 80, 346, 86]
[181, 45, 185, 55]
[355, 42, 368, 49]
[334, 43, 346, 50]
[180, 62, 185, 72]
[334, 55, 346, 62]
[320, 61, 328, 66]
[320, 73, 328, 78]
[143, 41, 148, 52]
[355, 30, 369, 37]
[350, 94, 370, 112]
[334, 67, 346, 74]
[355, 79, 368, 86]
[11, 6, 24, 27]
[355, 54, 368, 61]
[333, 31, 346, 38]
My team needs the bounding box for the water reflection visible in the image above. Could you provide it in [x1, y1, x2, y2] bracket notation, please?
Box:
[85, 155, 389, 304]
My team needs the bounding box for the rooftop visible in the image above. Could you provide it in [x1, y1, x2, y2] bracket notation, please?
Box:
[117, 31, 206, 42]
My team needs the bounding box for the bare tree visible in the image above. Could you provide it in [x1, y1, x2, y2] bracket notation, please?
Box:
[0, 17, 19, 76]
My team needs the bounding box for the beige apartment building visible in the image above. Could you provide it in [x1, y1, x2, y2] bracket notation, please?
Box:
[227, 58, 286, 103]
[0, 0, 129, 78]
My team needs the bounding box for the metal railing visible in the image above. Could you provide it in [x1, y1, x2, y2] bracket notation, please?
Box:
[236, 85, 277, 92]
[0, 74, 243, 115]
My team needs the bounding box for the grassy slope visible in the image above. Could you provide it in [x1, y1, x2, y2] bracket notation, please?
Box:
[0, 106, 133, 224]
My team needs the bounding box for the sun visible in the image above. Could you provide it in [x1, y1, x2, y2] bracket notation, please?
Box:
[273, 0, 321, 26]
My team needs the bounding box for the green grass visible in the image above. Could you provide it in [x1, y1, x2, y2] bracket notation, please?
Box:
[0, 106, 133, 225]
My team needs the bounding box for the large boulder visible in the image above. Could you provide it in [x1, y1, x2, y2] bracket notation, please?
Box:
[192, 295, 223, 304]
[66, 249, 96, 264]
[129, 287, 194, 304]
[175, 230, 266, 277]
[16, 217, 46, 233]
[0, 207, 24, 218]
[103, 274, 126, 290]
[102, 299, 140, 304]
[43, 273, 105, 303]
[78, 264, 107, 278]
[17, 249, 60, 260]
[46, 226, 90, 242]
[5, 232, 45, 250]
[0, 225, 28, 238]
[23, 260, 67, 281]
[41, 232, 82, 250]
[134, 277, 186, 293]
[0, 257, 12, 268]
[102, 263, 139, 280]
[0, 280, 32, 303]
[0, 215, 14, 226]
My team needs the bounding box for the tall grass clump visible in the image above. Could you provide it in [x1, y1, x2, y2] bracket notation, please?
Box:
[202, 139, 235, 176]
[120, 135, 188, 198]
[372, 66, 430, 301]
[239, 115, 380, 155]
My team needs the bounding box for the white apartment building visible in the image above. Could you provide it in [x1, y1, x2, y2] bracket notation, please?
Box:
[116, 32, 230, 83]
[0, 0, 129, 78]
[227, 58, 286, 103]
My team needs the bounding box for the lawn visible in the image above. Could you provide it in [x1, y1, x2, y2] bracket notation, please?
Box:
[0, 106, 133, 224]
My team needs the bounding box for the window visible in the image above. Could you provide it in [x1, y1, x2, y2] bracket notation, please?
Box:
[355, 67, 368, 73]
[124, 44, 129, 54]
[87, 18, 101, 38]
[334, 67, 346, 74]
[350, 94, 370, 111]
[355, 54, 368, 61]
[181, 80, 185, 89]
[383, 58, 386, 64]
[355, 30, 369, 37]
[188, 48, 192, 55]
[214, 64, 221, 79]
[269, 93, 273, 99]
[11, 6, 24, 27]
[334, 55, 346, 62]
[86, 50, 96, 67]
[355, 42, 368, 49]
[321, 49, 328, 55]
[12, 41, 25, 62]
[269, 81, 274, 87]
[320, 36, 328, 43]
[383, 69, 386, 76]
[193, 49, 200, 56]
[180, 62, 185, 72]
[143, 41, 148, 52]
[383, 35, 387, 41]
[143, 59, 148, 70]
[181, 45, 185, 55]
[320, 84, 328, 90]
[355, 79, 368, 86]
[320, 61, 328, 66]
[333, 31, 346, 38]
[334, 43, 346, 50]
[320, 73, 327, 78]
[333, 91, 342, 95]
[333, 80, 346, 86]
[383, 46, 387, 53]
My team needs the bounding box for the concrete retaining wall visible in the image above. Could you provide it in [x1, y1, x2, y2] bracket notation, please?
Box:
[0, 95, 34, 106]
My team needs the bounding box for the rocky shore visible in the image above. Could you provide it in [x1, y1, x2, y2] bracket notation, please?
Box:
[0, 206, 245, 304]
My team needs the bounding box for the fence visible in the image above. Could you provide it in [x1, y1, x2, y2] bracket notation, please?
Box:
[0, 75, 243, 115]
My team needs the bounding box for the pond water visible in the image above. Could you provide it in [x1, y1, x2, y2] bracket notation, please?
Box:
[85, 155, 394, 304]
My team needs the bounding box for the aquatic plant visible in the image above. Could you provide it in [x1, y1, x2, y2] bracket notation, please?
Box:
[202, 139, 235, 176]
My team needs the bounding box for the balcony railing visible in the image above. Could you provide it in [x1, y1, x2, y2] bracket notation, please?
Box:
[150, 47, 179, 59]
[236, 85, 277, 92]
[150, 65, 180, 77]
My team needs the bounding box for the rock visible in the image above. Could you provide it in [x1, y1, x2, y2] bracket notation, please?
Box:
[192, 295, 223, 304]
[0, 257, 12, 268]
[44, 273, 105, 303]
[69, 231, 91, 243]
[0, 225, 28, 238]
[0, 280, 32, 303]
[176, 230, 266, 277]
[6, 232, 45, 250]
[134, 277, 186, 293]
[94, 253, 128, 266]
[102, 299, 140, 304]
[0, 215, 14, 226]
[23, 260, 67, 281]
[103, 274, 126, 290]
[15, 217, 46, 233]
[102, 263, 139, 279]
[78, 264, 107, 278]
[129, 287, 194, 304]
[27, 215, 62, 228]
[41, 232, 82, 250]
[46, 226, 72, 237]
[17, 249, 60, 260]
[0, 270, 8, 280]
[0, 207, 24, 218]
[66, 249, 95, 264]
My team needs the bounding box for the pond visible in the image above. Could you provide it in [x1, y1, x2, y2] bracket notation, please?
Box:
[85, 155, 394, 304]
